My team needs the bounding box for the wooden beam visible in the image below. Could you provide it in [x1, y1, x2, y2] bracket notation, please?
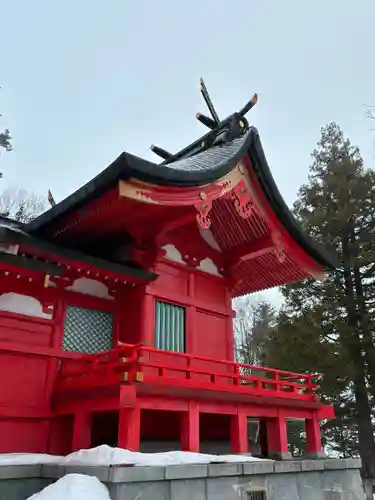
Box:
[0, 252, 62, 276]
[156, 213, 196, 244]
[225, 235, 275, 266]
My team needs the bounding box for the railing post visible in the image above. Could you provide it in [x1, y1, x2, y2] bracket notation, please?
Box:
[180, 402, 200, 452]
[72, 411, 92, 452]
[274, 371, 279, 392]
[234, 364, 240, 386]
[186, 355, 192, 380]
[127, 345, 140, 382]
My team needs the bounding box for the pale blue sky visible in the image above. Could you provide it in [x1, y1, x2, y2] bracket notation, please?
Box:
[1, 0, 374, 305]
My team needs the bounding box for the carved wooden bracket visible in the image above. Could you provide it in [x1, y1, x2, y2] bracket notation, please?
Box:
[181, 253, 199, 267]
[230, 180, 253, 218]
[50, 275, 75, 289]
[195, 198, 213, 230]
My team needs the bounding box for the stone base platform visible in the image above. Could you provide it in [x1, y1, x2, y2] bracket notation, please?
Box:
[0, 458, 366, 500]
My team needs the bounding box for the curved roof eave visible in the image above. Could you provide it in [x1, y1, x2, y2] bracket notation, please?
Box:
[24, 128, 337, 270]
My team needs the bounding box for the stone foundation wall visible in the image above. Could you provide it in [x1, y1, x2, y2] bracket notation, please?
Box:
[0, 458, 367, 500]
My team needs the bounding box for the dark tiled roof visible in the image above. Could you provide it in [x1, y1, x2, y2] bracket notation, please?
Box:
[0, 224, 156, 281]
[24, 127, 337, 270]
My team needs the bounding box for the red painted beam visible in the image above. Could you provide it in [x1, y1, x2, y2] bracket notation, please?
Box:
[317, 404, 335, 420]
[225, 234, 275, 266]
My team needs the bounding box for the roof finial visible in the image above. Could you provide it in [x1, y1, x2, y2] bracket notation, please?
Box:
[150, 145, 173, 160]
[196, 112, 216, 130]
[47, 190, 56, 207]
[238, 93, 258, 117]
[199, 78, 220, 124]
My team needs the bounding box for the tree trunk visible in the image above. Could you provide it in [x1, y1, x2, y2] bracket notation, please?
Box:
[350, 228, 375, 400]
[352, 370, 375, 478]
[342, 234, 375, 479]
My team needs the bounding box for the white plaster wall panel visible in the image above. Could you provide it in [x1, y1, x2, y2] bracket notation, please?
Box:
[0, 293, 52, 319]
[162, 244, 185, 264]
[198, 258, 222, 277]
[66, 277, 114, 300]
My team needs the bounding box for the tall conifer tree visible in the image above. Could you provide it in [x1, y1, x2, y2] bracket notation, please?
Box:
[264, 123, 375, 478]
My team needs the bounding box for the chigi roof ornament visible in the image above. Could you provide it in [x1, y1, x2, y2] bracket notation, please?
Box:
[150, 78, 258, 161]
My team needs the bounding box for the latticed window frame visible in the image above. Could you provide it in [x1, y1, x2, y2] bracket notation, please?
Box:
[62, 304, 114, 354]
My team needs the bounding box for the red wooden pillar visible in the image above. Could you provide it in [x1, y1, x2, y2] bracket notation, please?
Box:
[225, 291, 236, 361]
[186, 273, 196, 354]
[266, 412, 291, 460]
[305, 414, 325, 458]
[72, 412, 92, 452]
[118, 407, 141, 451]
[230, 410, 248, 454]
[140, 289, 155, 346]
[180, 403, 200, 452]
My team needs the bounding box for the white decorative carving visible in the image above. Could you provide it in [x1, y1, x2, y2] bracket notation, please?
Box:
[66, 278, 114, 300]
[198, 258, 222, 277]
[0, 293, 52, 318]
[161, 244, 185, 264]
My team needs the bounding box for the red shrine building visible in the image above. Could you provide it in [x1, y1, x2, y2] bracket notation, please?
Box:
[0, 81, 336, 459]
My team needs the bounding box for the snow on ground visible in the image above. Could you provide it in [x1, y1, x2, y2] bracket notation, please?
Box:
[27, 474, 111, 500]
[0, 444, 271, 467]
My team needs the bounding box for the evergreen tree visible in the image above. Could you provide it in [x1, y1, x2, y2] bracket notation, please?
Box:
[0, 128, 11, 154]
[287, 420, 306, 457]
[0, 87, 12, 170]
[264, 123, 375, 478]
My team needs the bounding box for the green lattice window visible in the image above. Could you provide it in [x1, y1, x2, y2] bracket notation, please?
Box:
[155, 301, 185, 352]
[63, 305, 113, 354]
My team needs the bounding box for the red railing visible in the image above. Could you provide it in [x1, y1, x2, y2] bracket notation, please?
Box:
[54, 344, 321, 401]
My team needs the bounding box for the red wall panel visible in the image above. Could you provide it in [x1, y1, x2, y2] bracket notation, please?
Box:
[0, 312, 52, 347]
[0, 354, 49, 409]
[152, 263, 189, 299]
[194, 273, 227, 309]
[193, 310, 227, 359]
[117, 288, 142, 345]
[0, 418, 50, 453]
[48, 415, 74, 455]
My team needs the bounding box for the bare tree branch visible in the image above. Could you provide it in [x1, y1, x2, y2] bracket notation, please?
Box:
[0, 187, 47, 223]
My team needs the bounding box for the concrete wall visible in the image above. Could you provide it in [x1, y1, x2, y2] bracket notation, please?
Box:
[0, 458, 367, 500]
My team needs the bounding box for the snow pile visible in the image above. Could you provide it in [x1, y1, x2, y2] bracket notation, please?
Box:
[0, 453, 61, 466]
[0, 445, 271, 467]
[63, 445, 269, 467]
[27, 474, 111, 500]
